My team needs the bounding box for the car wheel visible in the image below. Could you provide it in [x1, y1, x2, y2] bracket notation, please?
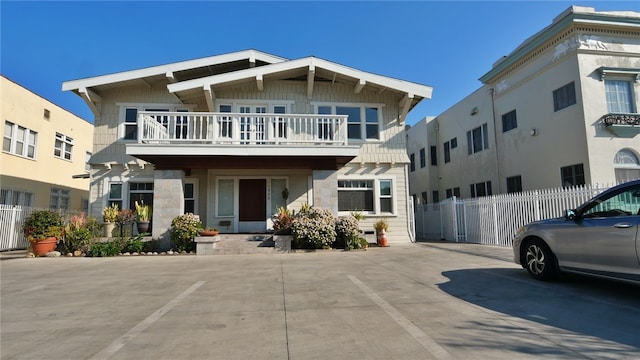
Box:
[523, 239, 558, 281]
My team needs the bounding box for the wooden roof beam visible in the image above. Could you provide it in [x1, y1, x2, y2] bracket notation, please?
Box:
[256, 74, 264, 91]
[354, 79, 366, 94]
[398, 93, 414, 124]
[203, 85, 216, 112]
[79, 87, 101, 118]
[307, 64, 315, 99]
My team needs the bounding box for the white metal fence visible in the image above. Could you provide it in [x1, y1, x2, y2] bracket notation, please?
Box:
[415, 185, 610, 247]
[0, 205, 35, 251]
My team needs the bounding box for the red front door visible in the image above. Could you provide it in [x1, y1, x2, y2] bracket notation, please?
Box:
[239, 179, 266, 221]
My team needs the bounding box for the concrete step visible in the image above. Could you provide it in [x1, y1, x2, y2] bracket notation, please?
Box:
[215, 234, 276, 255]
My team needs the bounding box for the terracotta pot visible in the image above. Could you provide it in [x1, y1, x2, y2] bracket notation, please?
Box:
[198, 230, 219, 237]
[377, 231, 389, 247]
[31, 237, 58, 256]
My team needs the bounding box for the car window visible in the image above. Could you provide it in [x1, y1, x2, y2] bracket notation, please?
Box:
[582, 185, 640, 218]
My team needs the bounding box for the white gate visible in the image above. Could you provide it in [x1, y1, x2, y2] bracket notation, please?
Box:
[0, 205, 33, 251]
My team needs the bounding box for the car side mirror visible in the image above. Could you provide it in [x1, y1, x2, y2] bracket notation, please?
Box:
[564, 209, 576, 220]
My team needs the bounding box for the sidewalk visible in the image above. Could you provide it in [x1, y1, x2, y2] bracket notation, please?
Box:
[416, 239, 514, 263]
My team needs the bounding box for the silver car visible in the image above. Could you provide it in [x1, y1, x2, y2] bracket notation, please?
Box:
[513, 179, 640, 283]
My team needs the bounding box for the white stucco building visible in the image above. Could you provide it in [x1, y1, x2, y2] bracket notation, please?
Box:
[407, 6, 640, 204]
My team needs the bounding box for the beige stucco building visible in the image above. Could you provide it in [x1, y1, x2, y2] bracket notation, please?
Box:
[1, 76, 93, 210]
[62, 50, 432, 247]
[407, 6, 640, 204]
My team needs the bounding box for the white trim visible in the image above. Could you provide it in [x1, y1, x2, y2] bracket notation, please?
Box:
[63, 50, 287, 91]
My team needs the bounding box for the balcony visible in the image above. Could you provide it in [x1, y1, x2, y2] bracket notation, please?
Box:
[126, 111, 361, 170]
[602, 113, 640, 138]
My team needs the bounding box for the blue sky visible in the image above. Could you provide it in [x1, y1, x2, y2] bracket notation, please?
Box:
[1, 1, 637, 126]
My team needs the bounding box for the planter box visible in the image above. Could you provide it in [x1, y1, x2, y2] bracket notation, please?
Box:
[195, 235, 221, 255]
[273, 235, 293, 253]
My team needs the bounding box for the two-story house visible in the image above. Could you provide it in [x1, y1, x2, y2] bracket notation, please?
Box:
[63, 50, 432, 248]
[407, 6, 640, 206]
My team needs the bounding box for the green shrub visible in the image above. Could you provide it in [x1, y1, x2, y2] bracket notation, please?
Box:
[122, 235, 145, 253]
[334, 215, 361, 250]
[22, 210, 64, 242]
[291, 206, 336, 249]
[87, 241, 121, 257]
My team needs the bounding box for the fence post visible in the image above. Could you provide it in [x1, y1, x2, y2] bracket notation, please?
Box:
[451, 196, 458, 243]
[534, 190, 541, 221]
[492, 196, 499, 245]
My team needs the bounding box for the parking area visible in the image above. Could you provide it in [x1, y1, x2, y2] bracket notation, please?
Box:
[2, 241, 639, 359]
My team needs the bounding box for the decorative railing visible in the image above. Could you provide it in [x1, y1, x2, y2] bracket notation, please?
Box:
[137, 111, 349, 146]
[602, 113, 640, 126]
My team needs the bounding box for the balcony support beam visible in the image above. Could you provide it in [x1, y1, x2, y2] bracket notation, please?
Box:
[307, 64, 315, 99]
[204, 85, 215, 112]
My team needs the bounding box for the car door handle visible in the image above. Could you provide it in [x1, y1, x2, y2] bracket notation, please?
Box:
[613, 223, 633, 228]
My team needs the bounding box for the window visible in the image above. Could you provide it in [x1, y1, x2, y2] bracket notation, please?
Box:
[410, 153, 415, 172]
[444, 141, 451, 163]
[470, 181, 492, 198]
[432, 190, 440, 203]
[501, 110, 517, 132]
[467, 123, 489, 154]
[430, 146, 437, 166]
[50, 187, 70, 210]
[273, 105, 288, 139]
[337, 179, 393, 214]
[218, 104, 233, 138]
[315, 103, 382, 141]
[119, 104, 192, 141]
[43, 109, 50, 119]
[3, 121, 37, 159]
[553, 82, 576, 112]
[184, 182, 196, 214]
[124, 108, 138, 140]
[605, 80, 635, 113]
[419, 148, 426, 168]
[421, 192, 428, 204]
[1, 189, 34, 206]
[129, 182, 153, 210]
[450, 138, 457, 149]
[317, 106, 334, 141]
[445, 187, 460, 199]
[614, 149, 640, 183]
[561, 163, 585, 187]
[217, 179, 234, 217]
[506, 175, 522, 193]
[582, 183, 640, 219]
[54, 133, 73, 160]
[108, 183, 123, 210]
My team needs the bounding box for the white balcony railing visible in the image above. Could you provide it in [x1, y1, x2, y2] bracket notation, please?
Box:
[137, 111, 349, 146]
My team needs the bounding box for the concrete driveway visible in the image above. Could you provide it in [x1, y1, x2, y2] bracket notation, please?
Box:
[1, 242, 639, 359]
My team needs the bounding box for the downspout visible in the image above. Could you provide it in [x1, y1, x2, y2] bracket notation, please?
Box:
[490, 88, 502, 193]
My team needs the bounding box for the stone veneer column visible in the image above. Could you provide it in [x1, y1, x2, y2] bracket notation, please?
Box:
[152, 170, 185, 250]
[312, 170, 338, 215]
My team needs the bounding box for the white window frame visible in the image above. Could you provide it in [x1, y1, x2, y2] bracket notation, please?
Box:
[3, 121, 38, 159]
[105, 179, 124, 210]
[116, 103, 195, 142]
[311, 102, 384, 142]
[605, 79, 636, 113]
[1, 188, 35, 206]
[184, 178, 199, 215]
[54, 132, 74, 161]
[337, 176, 397, 216]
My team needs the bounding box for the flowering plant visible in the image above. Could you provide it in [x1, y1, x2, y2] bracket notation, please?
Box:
[272, 206, 294, 235]
[170, 213, 202, 252]
[62, 212, 99, 253]
[117, 209, 136, 224]
[335, 215, 362, 250]
[291, 206, 336, 249]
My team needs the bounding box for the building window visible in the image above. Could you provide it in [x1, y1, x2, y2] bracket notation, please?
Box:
[410, 153, 415, 172]
[50, 187, 70, 210]
[470, 181, 492, 198]
[444, 141, 451, 163]
[605, 80, 635, 113]
[1, 189, 34, 206]
[119, 104, 192, 141]
[314, 103, 381, 141]
[614, 149, 640, 183]
[43, 109, 50, 119]
[108, 183, 123, 210]
[432, 190, 439, 203]
[3, 121, 37, 159]
[217, 179, 234, 217]
[501, 110, 517, 132]
[553, 82, 576, 112]
[561, 163, 585, 187]
[338, 179, 393, 214]
[506, 175, 522, 193]
[430, 146, 437, 166]
[184, 182, 196, 214]
[467, 123, 489, 154]
[445, 187, 460, 199]
[54, 133, 73, 160]
[421, 191, 428, 204]
[419, 148, 426, 168]
[129, 182, 153, 210]
[450, 137, 457, 149]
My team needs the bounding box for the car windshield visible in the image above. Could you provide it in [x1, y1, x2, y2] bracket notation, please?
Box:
[581, 185, 640, 218]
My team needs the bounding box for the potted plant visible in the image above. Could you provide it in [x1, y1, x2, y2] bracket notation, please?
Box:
[134, 200, 152, 234]
[373, 218, 389, 247]
[103, 203, 119, 237]
[170, 213, 202, 252]
[22, 210, 64, 256]
[198, 227, 219, 236]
